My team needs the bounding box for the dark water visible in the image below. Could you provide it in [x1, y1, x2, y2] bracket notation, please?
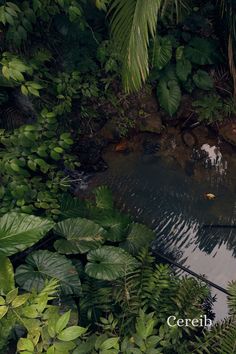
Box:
[91, 151, 236, 320]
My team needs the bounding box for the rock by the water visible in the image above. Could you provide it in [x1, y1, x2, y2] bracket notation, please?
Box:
[138, 112, 162, 134]
[98, 117, 121, 142]
[182, 131, 197, 148]
[218, 122, 236, 146]
[115, 141, 130, 152]
[143, 139, 160, 154]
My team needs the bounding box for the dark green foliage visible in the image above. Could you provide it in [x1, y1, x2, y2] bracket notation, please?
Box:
[157, 78, 182, 116]
[185, 37, 219, 65]
[193, 70, 214, 90]
[0, 113, 79, 217]
[15, 250, 81, 295]
[54, 217, 107, 254]
[192, 95, 223, 123]
[1, 189, 236, 352]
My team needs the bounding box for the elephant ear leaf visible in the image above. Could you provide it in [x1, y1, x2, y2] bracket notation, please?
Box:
[157, 79, 181, 116]
[15, 250, 81, 295]
[0, 257, 15, 294]
[0, 213, 54, 256]
[54, 217, 107, 254]
[185, 37, 218, 65]
[120, 223, 155, 255]
[152, 36, 172, 70]
[176, 57, 192, 82]
[85, 246, 139, 281]
[193, 70, 213, 90]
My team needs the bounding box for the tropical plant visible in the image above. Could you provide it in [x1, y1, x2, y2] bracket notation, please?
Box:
[105, 0, 236, 103]
[192, 95, 224, 123]
[0, 212, 54, 256]
[4, 188, 236, 353]
[218, 0, 236, 98]
[0, 110, 79, 217]
[106, 0, 190, 92]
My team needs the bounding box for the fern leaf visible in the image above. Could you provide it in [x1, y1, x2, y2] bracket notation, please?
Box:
[227, 281, 236, 316]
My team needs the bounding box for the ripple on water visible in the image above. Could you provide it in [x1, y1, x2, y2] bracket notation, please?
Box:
[91, 150, 236, 320]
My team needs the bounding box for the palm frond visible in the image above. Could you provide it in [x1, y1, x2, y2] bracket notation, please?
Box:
[161, 0, 191, 22]
[109, 0, 162, 92]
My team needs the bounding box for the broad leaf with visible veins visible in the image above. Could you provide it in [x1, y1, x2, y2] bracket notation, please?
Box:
[0, 213, 54, 256]
[15, 250, 81, 295]
[85, 246, 139, 281]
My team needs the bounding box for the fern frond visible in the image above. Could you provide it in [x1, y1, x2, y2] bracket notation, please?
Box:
[227, 281, 236, 316]
[80, 277, 113, 325]
[109, 0, 161, 92]
[171, 277, 209, 318]
[192, 317, 236, 354]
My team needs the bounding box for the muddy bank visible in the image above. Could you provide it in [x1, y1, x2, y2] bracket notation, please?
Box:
[75, 86, 236, 191]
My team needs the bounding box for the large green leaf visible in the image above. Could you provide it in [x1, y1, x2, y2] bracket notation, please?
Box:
[85, 246, 139, 281]
[176, 57, 192, 82]
[0, 213, 54, 256]
[15, 250, 81, 295]
[193, 70, 213, 90]
[88, 209, 130, 242]
[54, 217, 106, 254]
[60, 194, 88, 219]
[185, 37, 218, 65]
[120, 223, 155, 255]
[157, 79, 181, 116]
[94, 186, 114, 210]
[0, 256, 15, 294]
[152, 36, 172, 70]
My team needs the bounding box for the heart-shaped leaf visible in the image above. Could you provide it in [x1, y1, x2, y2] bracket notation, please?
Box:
[54, 218, 106, 254]
[193, 70, 213, 90]
[157, 79, 181, 116]
[15, 250, 81, 295]
[85, 246, 139, 281]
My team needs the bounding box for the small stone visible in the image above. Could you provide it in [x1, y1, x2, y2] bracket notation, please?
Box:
[182, 131, 197, 148]
[218, 122, 236, 146]
[115, 141, 129, 152]
[138, 113, 162, 134]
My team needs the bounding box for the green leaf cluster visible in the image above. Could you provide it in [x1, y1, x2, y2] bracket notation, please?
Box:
[152, 34, 217, 116]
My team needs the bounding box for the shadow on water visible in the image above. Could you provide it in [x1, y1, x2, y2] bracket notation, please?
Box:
[91, 150, 236, 320]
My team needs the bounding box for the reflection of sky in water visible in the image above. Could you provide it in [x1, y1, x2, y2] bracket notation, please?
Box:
[92, 151, 236, 320]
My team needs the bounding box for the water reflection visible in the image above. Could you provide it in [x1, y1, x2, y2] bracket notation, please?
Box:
[91, 150, 236, 319]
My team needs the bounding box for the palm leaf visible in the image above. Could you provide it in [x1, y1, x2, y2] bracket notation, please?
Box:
[109, 0, 161, 92]
[161, 0, 191, 22]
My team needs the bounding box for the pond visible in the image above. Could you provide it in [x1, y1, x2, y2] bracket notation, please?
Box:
[89, 144, 236, 321]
